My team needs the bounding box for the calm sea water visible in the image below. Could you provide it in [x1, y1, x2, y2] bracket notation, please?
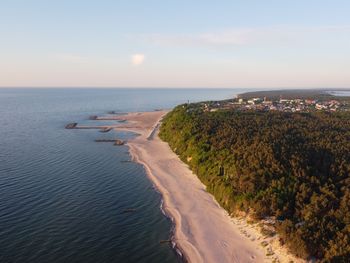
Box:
[0, 88, 246, 263]
[328, 90, 350, 97]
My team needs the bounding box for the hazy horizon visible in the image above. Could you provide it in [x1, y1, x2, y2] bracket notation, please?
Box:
[1, 87, 350, 90]
[1, 1, 350, 88]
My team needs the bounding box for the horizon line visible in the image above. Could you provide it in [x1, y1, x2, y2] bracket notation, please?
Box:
[1, 86, 350, 90]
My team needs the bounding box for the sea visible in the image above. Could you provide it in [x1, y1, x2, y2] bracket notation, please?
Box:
[0, 88, 247, 263]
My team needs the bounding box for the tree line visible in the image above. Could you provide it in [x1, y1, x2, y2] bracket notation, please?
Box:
[159, 103, 350, 262]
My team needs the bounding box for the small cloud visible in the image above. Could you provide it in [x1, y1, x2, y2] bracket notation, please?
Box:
[131, 54, 145, 66]
[52, 53, 88, 64]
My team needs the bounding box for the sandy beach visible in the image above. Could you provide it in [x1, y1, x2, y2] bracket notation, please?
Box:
[110, 111, 303, 263]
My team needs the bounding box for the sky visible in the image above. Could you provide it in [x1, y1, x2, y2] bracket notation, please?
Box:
[0, 0, 350, 88]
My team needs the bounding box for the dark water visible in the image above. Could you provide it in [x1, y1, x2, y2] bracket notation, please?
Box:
[0, 88, 245, 263]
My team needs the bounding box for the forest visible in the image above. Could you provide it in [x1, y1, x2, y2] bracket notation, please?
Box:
[159, 102, 350, 262]
[237, 89, 336, 101]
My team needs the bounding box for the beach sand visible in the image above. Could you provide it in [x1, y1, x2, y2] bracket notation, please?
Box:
[111, 111, 304, 263]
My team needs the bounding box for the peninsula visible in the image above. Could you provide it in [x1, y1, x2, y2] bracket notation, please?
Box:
[65, 90, 349, 262]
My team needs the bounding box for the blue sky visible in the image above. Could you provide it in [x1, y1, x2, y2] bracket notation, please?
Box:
[1, 0, 349, 88]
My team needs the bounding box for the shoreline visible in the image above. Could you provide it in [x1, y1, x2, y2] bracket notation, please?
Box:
[113, 111, 267, 263]
[128, 144, 189, 262]
[90, 110, 304, 263]
[126, 112, 190, 262]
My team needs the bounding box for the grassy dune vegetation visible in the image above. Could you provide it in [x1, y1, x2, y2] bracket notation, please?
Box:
[159, 101, 350, 262]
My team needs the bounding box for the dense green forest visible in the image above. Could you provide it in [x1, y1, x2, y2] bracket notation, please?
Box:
[237, 89, 337, 101]
[159, 103, 350, 262]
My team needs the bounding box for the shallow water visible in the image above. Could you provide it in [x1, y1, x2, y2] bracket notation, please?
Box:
[0, 88, 246, 262]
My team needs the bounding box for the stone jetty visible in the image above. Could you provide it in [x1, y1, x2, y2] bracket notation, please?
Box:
[65, 123, 77, 129]
[94, 139, 125, 145]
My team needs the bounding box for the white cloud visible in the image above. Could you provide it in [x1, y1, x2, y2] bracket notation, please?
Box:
[131, 54, 145, 66]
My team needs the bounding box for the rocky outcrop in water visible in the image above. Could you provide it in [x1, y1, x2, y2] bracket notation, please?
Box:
[114, 139, 124, 145]
[99, 127, 112, 133]
[94, 139, 125, 145]
[65, 123, 77, 129]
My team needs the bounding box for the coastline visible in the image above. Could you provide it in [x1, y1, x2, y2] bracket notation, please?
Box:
[112, 111, 303, 263]
[128, 144, 191, 262]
